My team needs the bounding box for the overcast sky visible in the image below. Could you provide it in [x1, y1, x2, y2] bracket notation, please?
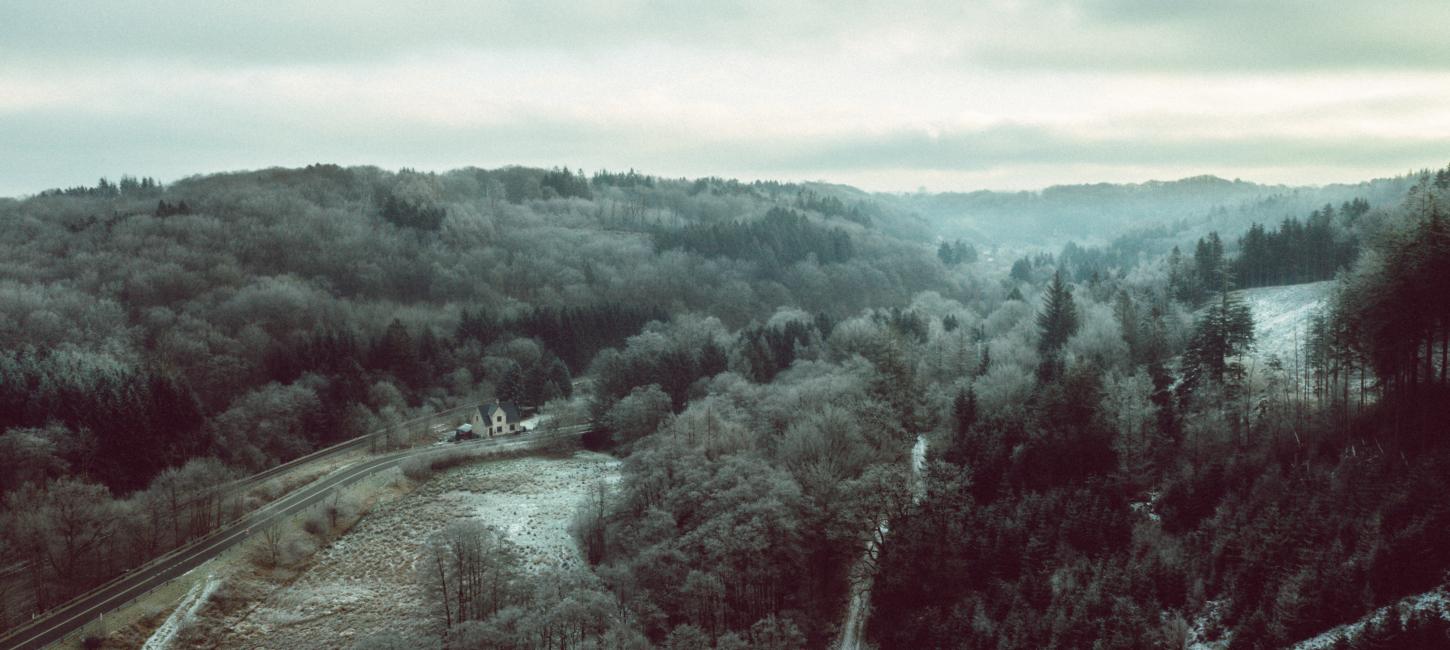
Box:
[3, 1, 1449, 197]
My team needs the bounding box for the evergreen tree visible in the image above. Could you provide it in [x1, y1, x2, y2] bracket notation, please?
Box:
[1168, 245, 1194, 303]
[1193, 232, 1225, 298]
[1009, 257, 1033, 282]
[1182, 286, 1255, 390]
[952, 387, 977, 437]
[1036, 271, 1079, 383]
[1036, 271, 1080, 354]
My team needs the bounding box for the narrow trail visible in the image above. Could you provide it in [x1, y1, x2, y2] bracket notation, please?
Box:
[140, 574, 220, 650]
[839, 436, 927, 650]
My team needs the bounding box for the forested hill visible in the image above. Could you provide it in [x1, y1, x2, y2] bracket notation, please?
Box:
[5, 163, 1450, 648]
[0, 164, 954, 495]
[898, 173, 1417, 245]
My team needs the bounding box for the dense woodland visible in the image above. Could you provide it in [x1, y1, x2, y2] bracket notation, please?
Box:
[0, 164, 950, 625]
[3, 163, 1449, 648]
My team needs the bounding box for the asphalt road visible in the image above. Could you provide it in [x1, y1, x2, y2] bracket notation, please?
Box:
[0, 404, 480, 591]
[0, 427, 587, 650]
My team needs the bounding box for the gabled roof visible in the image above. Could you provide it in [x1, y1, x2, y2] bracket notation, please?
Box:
[480, 402, 521, 422]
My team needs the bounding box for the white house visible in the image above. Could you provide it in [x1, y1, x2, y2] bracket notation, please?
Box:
[471, 403, 523, 437]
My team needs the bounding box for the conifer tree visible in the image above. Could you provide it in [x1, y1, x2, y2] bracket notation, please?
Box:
[952, 387, 977, 436]
[1183, 281, 1255, 390]
[1037, 270, 1080, 354]
[1036, 270, 1080, 382]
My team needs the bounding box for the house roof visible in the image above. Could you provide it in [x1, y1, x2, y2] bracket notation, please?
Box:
[480, 402, 521, 422]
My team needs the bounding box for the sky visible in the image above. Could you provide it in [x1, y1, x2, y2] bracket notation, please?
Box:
[3, 0, 1449, 197]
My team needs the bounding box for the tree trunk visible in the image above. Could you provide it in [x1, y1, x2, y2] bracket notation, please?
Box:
[1432, 320, 1444, 385]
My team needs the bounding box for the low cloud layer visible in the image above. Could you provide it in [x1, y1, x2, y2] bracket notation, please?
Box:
[3, 1, 1447, 195]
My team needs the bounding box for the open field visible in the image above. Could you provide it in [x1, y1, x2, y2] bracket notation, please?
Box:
[174, 449, 619, 648]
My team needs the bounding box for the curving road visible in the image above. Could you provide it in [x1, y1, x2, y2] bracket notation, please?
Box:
[0, 404, 481, 593]
[0, 426, 589, 650]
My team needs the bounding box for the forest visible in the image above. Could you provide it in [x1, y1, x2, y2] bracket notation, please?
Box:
[3, 163, 1449, 648]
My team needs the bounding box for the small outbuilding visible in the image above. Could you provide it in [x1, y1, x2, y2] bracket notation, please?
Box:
[452, 422, 476, 442]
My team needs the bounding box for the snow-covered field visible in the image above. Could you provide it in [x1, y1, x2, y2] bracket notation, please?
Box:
[205, 451, 619, 648]
[1236, 281, 1333, 370]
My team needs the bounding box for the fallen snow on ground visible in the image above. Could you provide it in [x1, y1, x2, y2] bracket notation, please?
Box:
[447, 450, 619, 572]
[1293, 586, 1450, 649]
[1236, 281, 1333, 371]
[910, 435, 927, 504]
[840, 437, 925, 650]
[1186, 599, 1231, 650]
[516, 412, 551, 431]
[213, 451, 619, 649]
[142, 574, 220, 650]
[1129, 490, 1162, 524]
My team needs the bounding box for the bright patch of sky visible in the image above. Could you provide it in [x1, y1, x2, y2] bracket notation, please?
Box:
[2, 1, 1448, 196]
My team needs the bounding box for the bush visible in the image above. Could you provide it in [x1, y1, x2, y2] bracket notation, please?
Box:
[400, 455, 435, 481]
[301, 510, 328, 538]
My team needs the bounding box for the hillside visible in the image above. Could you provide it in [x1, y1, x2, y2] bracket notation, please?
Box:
[3, 164, 1450, 650]
[1238, 281, 1333, 369]
[895, 173, 1417, 247]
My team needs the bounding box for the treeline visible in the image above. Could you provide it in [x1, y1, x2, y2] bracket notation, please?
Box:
[38, 175, 163, 199]
[411, 520, 646, 648]
[794, 189, 874, 228]
[467, 302, 669, 373]
[1, 459, 241, 619]
[1046, 198, 1369, 302]
[377, 189, 447, 231]
[0, 351, 207, 493]
[937, 239, 978, 266]
[652, 207, 855, 267]
[1232, 200, 1366, 289]
[1325, 185, 1450, 432]
[901, 171, 1418, 246]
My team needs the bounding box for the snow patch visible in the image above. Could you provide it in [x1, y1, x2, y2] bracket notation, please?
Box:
[454, 452, 620, 571]
[1186, 599, 1231, 650]
[215, 451, 620, 648]
[1293, 586, 1450, 649]
[142, 574, 221, 650]
[911, 435, 927, 504]
[1129, 490, 1162, 523]
[1236, 281, 1333, 371]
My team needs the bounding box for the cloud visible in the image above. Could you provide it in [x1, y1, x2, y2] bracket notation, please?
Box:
[1, 2, 1447, 195]
[9, 1, 1444, 72]
[969, 0, 1450, 72]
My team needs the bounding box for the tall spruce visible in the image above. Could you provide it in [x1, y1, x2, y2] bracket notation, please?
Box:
[1183, 282, 1255, 389]
[1036, 270, 1080, 382]
[1037, 270, 1080, 354]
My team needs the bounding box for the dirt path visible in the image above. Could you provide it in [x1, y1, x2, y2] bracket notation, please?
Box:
[839, 436, 926, 650]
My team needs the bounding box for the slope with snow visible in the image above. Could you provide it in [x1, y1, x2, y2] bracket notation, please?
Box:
[1235, 281, 1333, 372]
[1293, 587, 1450, 649]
